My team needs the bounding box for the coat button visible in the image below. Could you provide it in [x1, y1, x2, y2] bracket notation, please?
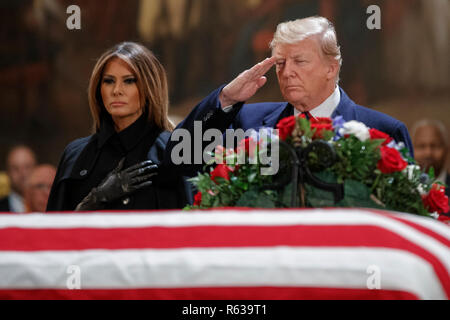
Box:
[122, 197, 130, 205]
[80, 170, 88, 176]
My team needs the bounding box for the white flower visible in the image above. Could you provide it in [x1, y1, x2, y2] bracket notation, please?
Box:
[417, 183, 427, 196]
[387, 140, 406, 151]
[403, 165, 420, 181]
[430, 212, 439, 219]
[338, 121, 370, 141]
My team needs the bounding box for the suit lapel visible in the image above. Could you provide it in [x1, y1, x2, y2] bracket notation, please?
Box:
[332, 87, 356, 120]
[263, 102, 290, 128]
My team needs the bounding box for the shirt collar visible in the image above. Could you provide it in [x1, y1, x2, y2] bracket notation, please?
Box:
[9, 191, 25, 212]
[294, 86, 341, 118]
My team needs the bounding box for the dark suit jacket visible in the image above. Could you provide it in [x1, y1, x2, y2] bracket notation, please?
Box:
[165, 86, 414, 176]
[0, 196, 10, 212]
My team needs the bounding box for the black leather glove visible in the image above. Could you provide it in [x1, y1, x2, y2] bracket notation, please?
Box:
[75, 158, 158, 211]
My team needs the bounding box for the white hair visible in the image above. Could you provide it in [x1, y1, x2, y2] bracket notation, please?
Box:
[412, 119, 449, 147]
[270, 16, 342, 83]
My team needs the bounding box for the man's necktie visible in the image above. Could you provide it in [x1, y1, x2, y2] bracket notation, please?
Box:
[301, 111, 313, 120]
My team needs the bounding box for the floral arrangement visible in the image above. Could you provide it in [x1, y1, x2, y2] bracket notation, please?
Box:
[187, 115, 449, 222]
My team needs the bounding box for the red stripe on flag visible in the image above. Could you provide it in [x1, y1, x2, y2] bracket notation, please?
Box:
[368, 209, 450, 247]
[0, 225, 436, 251]
[0, 287, 420, 300]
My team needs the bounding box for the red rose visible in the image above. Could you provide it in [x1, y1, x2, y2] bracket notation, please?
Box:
[422, 184, 449, 214]
[438, 214, 450, 224]
[210, 164, 233, 183]
[369, 128, 393, 146]
[276, 115, 297, 140]
[237, 137, 257, 158]
[310, 117, 333, 139]
[193, 192, 202, 206]
[377, 146, 408, 174]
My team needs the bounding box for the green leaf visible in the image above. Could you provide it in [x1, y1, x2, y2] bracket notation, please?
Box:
[303, 171, 384, 210]
[235, 190, 276, 208]
[248, 172, 257, 183]
[321, 130, 335, 141]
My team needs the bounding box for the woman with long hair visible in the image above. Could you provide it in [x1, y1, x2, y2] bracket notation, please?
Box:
[47, 42, 189, 211]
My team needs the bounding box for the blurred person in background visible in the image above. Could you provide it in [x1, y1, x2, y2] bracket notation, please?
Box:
[0, 172, 10, 199]
[0, 145, 37, 212]
[47, 42, 190, 211]
[412, 119, 449, 199]
[24, 164, 56, 212]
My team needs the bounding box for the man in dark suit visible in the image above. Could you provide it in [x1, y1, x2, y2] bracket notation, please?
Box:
[0, 145, 37, 212]
[166, 16, 413, 173]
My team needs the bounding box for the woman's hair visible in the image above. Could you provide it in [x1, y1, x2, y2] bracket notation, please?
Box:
[88, 42, 174, 132]
[270, 16, 342, 84]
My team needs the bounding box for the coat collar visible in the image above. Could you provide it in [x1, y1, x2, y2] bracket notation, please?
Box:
[97, 112, 151, 152]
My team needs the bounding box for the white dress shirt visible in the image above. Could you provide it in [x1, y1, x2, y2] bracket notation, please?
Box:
[293, 86, 341, 119]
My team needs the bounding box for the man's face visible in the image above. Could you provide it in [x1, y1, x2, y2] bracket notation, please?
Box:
[7, 147, 37, 196]
[413, 125, 448, 174]
[273, 37, 337, 110]
[25, 166, 56, 212]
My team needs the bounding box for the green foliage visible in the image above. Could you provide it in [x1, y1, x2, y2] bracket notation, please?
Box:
[187, 117, 437, 218]
[187, 157, 274, 209]
[330, 136, 382, 185]
[375, 171, 430, 216]
[235, 188, 278, 208]
[304, 171, 384, 210]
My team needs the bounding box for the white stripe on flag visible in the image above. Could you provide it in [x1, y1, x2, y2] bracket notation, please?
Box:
[0, 209, 406, 229]
[383, 210, 450, 240]
[0, 247, 445, 299]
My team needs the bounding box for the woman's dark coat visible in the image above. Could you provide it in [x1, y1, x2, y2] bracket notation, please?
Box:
[47, 117, 192, 212]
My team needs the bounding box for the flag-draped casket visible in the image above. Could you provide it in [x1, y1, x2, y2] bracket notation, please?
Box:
[0, 208, 449, 299]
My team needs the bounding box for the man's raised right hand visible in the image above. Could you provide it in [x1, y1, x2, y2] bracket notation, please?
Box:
[219, 56, 276, 107]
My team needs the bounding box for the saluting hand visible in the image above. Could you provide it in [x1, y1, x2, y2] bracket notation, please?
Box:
[219, 56, 276, 107]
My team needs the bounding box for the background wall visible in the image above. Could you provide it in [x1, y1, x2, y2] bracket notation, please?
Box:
[0, 0, 449, 170]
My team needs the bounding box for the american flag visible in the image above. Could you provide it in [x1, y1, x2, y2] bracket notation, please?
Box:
[0, 208, 449, 300]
